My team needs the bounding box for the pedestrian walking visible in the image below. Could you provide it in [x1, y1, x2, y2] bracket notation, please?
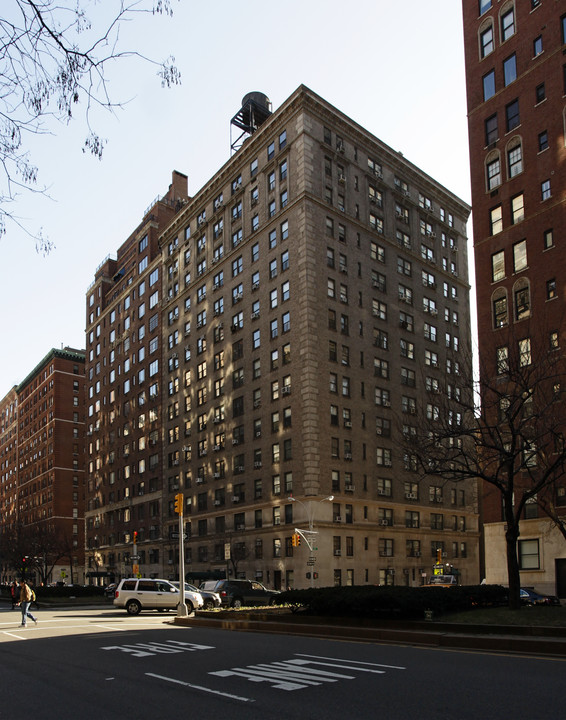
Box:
[16, 579, 37, 627]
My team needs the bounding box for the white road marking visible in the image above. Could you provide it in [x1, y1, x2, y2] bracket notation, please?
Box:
[209, 653, 406, 691]
[295, 653, 406, 670]
[146, 672, 255, 703]
[101, 640, 215, 657]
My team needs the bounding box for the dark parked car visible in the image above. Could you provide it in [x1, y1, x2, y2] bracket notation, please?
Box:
[104, 583, 117, 598]
[200, 579, 280, 608]
[520, 587, 561, 606]
[171, 581, 221, 609]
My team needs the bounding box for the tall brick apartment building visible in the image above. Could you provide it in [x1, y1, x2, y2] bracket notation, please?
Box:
[85, 86, 479, 589]
[463, 1, 566, 594]
[0, 348, 85, 584]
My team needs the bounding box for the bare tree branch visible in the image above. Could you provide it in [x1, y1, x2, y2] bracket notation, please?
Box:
[403, 321, 566, 609]
[0, 0, 180, 247]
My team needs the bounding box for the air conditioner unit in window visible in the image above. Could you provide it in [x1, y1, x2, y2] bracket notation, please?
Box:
[380, 519, 389, 526]
[378, 489, 388, 496]
[214, 500, 221, 505]
[334, 549, 341, 556]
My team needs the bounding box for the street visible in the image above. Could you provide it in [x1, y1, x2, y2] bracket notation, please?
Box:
[0, 606, 564, 719]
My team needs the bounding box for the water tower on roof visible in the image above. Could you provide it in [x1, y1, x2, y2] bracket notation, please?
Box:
[230, 92, 272, 155]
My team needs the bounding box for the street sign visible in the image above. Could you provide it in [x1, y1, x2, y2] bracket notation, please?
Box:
[307, 559, 316, 566]
[130, 555, 140, 561]
[170, 532, 187, 540]
[309, 556, 316, 562]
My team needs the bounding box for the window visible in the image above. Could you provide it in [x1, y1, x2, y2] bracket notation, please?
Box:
[480, 25, 494, 58]
[496, 345, 509, 374]
[503, 54, 516, 86]
[538, 130, 548, 152]
[490, 206, 502, 235]
[513, 240, 527, 272]
[535, 82, 545, 104]
[493, 292, 508, 328]
[515, 282, 530, 320]
[519, 337, 532, 366]
[511, 194, 524, 224]
[483, 70, 495, 101]
[486, 155, 501, 189]
[507, 141, 522, 178]
[541, 179, 551, 201]
[479, 0, 491, 14]
[543, 229, 553, 249]
[547, 279, 557, 300]
[505, 99, 520, 131]
[485, 114, 498, 145]
[533, 35, 543, 57]
[518, 539, 539, 570]
[501, 7, 515, 42]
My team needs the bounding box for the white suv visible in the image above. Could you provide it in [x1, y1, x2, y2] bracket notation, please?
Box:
[113, 578, 203, 615]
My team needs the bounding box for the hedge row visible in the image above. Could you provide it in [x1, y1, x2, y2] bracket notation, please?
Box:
[277, 584, 508, 619]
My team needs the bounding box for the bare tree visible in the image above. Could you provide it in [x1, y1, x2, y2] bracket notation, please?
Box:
[404, 324, 566, 609]
[0, 522, 71, 583]
[0, 0, 180, 250]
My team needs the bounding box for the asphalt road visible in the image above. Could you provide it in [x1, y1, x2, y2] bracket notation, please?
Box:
[0, 607, 564, 719]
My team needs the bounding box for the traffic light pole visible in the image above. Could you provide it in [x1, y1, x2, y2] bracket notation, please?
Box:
[175, 493, 188, 617]
[288, 495, 334, 588]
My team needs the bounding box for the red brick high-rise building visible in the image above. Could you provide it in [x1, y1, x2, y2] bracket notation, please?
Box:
[0, 348, 86, 584]
[463, 1, 566, 594]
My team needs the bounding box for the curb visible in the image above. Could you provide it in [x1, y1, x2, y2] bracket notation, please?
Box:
[174, 615, 566, 657]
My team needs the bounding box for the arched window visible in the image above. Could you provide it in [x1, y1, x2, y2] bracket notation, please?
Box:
[506, 136, 523, 179]
[479, 18, 495, 59]
[492, 288, 508, 329]
[485, 149, 501, 190]
[513, 278, 531, 321]
[500, 1, 516, 43]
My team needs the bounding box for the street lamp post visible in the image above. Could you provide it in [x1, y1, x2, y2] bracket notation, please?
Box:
[288, 495, 334, 587]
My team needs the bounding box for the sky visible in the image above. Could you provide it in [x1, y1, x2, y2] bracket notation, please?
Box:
[0, 0, 472, 399]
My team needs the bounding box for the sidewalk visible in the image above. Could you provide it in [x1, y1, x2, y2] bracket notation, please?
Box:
[174, 612, 566, 657]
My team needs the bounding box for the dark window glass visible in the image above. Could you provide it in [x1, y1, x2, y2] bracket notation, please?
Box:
[483, 70, 496, 101]
[485, 114, 498, 145]
[505, 99, 520, 131]
[503, 54, 516, 86]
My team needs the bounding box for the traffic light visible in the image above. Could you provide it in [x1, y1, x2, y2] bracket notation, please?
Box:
[174, 493, 184, 515]
[133, 531, 138, 544]
[291, 533, 301, 547]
